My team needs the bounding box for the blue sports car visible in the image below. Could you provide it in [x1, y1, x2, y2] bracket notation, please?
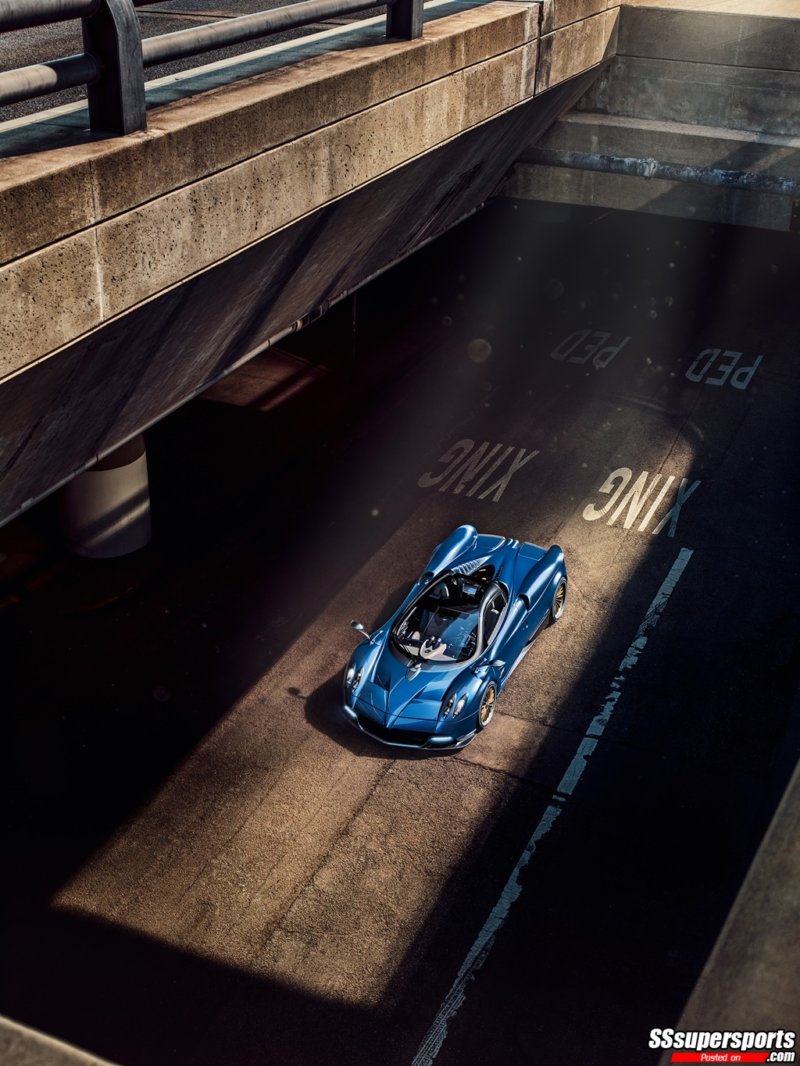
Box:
[342, 525, 567, 750]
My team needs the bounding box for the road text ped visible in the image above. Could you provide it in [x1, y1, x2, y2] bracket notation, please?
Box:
[685, 349, 762, 390]
[550, 329, 630, 369]
[548, 332, 764, 390]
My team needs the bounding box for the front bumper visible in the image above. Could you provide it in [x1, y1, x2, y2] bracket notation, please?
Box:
[341, 701, 476, 750]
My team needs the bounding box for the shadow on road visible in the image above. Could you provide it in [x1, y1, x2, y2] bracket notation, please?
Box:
[1, 201, 798, 1066]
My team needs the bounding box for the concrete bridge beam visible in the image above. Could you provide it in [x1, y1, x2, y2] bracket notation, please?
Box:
[0, 0, 542, 380]
[537, 0, 619, 93]
[0, 0, 620, 526]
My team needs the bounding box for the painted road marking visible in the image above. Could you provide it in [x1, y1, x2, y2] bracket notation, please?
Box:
[419, 440, 538, 502]
[685, 349, 762, 390]
[550, 329, 630, 369]
[411, 548, 695, 1066]
[582, 467, 701, 538]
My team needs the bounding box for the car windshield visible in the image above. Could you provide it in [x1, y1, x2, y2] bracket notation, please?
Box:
[393, 572, 490, 664]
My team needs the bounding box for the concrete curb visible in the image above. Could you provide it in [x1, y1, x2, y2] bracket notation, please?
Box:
[0, 1016, 119, 1066]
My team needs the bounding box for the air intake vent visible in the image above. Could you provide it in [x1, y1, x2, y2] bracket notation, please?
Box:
[451, 555, 489, 576]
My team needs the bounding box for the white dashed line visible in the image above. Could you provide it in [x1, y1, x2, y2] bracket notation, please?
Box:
[412, 547, 695, 1066]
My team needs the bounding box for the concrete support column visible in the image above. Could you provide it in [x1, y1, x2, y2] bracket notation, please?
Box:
[58, 435, 152, 558]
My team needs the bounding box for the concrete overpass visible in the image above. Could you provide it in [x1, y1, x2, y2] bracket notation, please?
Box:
[0, 0, 618, 534]
[3, 0, 797, 537]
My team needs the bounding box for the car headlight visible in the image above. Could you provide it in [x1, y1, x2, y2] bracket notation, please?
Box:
[442, 694, 467, 718]
[345, 665, 356, 685]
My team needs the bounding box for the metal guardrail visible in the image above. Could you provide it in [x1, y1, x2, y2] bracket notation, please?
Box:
[0, 0, 423, 134]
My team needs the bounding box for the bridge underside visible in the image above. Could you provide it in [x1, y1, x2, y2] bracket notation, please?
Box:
[0, 0, 621, 527]
[9, 0, 795, 530]
[0, 69, 598, 525]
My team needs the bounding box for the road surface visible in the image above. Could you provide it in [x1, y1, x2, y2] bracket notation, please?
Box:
[1, 201, 798, 1065]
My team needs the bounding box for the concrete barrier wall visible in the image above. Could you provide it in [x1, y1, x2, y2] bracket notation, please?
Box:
[503, 0, 800, 231]
[0, 1015, 118, 1066]
[0, 0, 540, 381]
[536, 0, 620, 91]
[542, 0, 616, 32]
[659, 748, 800, 1065]
[618, 0, 800, 71]
[1, 2, 541, 268]
[578, 53, 800, 136]
[580, 0, 800, 135]
[505, 159, 799, 229]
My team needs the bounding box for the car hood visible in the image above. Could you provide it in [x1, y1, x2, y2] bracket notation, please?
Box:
[359, 644, 457, 724]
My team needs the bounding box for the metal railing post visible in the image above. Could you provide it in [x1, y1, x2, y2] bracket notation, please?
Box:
[82, 0, 145, 133]
[386, 0, 423, 40]
[1, 0, 426, 129]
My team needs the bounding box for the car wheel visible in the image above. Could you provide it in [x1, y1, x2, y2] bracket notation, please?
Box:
[550, 578, 567, 623]
[477, 683, 497, 730]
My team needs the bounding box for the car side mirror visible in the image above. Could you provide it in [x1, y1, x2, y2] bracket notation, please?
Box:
[351, 620, 374, 644]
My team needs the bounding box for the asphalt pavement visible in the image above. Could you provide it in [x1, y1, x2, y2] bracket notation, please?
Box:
[1, 201, 798, 1065]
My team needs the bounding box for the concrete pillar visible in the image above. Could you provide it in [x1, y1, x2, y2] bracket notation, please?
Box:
[58, 435, 152, 558]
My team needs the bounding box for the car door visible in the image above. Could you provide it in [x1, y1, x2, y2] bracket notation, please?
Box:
[520, 587, 551, 647]
[488, 591, 528, 685]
